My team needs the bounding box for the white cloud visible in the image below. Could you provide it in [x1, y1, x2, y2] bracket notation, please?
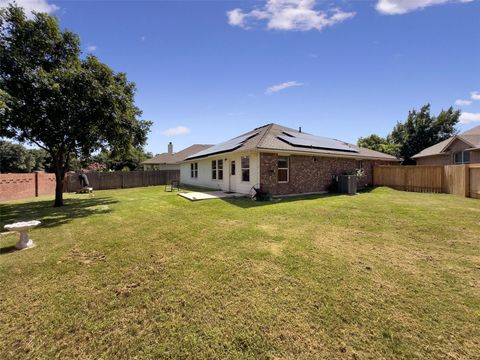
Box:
[471, 91, 480, 100]
[227, 8, 248, 28]
[227, 0, 355, 31]
[375, 0, 474, 15]
[266, 81, 303, 94]
[0, 0, 59, 18]
[161, 126, 191, 136]
[455, 99, 472, 106]
[86, 45, 97, 52]
[459, 112, 480, 124]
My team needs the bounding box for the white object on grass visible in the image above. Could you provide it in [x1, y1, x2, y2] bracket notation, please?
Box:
[4, 220, 41, 250]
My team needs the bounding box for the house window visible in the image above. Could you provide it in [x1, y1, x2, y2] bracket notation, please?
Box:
[357, 160, 364, 169]
[218, 159, 223, 180]
[190, 163, 198, 178]
[211, 160, 223, 180]
[211, 160, 217, 179]
[454, 150, 470, 164]
[241, 156, 250, 182]
[231, 161, 236, 176]
[278, 156, 289, 183]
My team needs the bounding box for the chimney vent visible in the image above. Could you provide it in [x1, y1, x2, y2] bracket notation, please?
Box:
[299, 126, 302, 133]
[168, 142, 173, 154]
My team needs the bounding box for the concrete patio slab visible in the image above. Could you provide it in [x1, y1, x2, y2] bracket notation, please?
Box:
[178, 191, 245, 201]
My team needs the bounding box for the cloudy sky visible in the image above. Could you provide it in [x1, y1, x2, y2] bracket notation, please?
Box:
[1, 0, 479, 153]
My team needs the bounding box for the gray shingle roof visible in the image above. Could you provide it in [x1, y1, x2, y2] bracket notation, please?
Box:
[412, 125, 480, 159]
[186, 123, 399, 161]
[142, 144, 213, 165]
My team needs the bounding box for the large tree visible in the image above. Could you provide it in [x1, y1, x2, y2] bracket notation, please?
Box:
[357, 134, 401, 158]
[358, 104, 460, 164]
[89, 147, 153, 171]
[0, 5, 151, 206]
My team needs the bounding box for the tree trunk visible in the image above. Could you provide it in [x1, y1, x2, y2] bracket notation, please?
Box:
[54, 169, 64, 207]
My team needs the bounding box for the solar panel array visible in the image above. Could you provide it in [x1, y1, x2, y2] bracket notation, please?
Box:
[278, 131, 358, 153]
[186, 133, 259, 159]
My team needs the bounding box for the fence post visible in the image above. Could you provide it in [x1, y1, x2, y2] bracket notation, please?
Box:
[465, 165, 470, 198]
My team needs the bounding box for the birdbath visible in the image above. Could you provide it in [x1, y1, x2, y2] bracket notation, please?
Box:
[4, 220, 41, 250]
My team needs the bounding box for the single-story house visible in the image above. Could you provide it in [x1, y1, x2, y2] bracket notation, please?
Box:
[180, 123, 399, 196]
[142, 142, 212, 170]
[412, 125, 480, 165]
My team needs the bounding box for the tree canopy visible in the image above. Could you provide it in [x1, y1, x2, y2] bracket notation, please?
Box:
[0, 5, 152, 205]
[358, 104, 460, 164]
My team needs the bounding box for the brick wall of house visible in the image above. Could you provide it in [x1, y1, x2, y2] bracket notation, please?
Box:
[0, 172, 56, 201]
[259, 153, 392, 195]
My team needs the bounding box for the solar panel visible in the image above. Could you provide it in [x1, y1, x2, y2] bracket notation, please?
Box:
[186, 132, 259, 160]
[278, 131, 358, 153]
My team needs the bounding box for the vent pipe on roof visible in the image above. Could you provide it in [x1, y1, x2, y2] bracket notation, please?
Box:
[168, 142, 173, 154]
[299, 126, 302, 133]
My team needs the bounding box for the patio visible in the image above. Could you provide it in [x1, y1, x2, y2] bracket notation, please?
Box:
[178, 190, 245, 201]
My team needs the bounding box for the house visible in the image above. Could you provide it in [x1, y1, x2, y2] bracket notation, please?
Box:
[412, 125, 480, 165]
[180, 123, 399, 196]
[142, 142, 212, 170]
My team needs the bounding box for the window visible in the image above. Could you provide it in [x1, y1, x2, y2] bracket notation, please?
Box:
[218, 159, 223, 180]
[241, 156, 250, 182]
[211, 160, 223, 180]
[454, 150, 470, 164]
[278, 156, 289, 183]
[190, 162, 198, 178]
[231, 161, 236, 176]
[211, 160, 217, 179]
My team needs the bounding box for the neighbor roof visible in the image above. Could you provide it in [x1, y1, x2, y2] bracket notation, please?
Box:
[143, 144, 213, 165]
[412, 125, 480, 159]
[185, 123, 399, 161]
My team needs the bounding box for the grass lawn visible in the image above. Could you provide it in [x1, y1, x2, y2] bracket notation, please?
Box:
[0, 187, 479, 359]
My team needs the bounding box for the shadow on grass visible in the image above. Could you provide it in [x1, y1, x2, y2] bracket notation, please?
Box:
[0, 196, 118, 229]
[0, 245, 18, 255]
[221, 192, 344, 208]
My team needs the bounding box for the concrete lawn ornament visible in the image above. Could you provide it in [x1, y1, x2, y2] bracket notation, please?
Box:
[4, 220, 41, 250]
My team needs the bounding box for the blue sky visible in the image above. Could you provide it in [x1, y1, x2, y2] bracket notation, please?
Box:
[3, 0, 480, 154]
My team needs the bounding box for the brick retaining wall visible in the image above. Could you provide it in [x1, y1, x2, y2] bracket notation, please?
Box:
[0, 172, 56, 201]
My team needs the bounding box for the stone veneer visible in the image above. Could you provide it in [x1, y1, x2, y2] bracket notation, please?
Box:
[259, 153, 392, 196]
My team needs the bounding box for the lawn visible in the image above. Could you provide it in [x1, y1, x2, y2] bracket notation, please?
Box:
[0, 187, 479, 359]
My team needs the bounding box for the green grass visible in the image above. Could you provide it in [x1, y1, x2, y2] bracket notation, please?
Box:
[0, 187, 479, 359]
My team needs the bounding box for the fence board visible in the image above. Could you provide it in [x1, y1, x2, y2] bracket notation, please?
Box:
[374, 165, 477, 198]
[469, 166, 480, 199]
[65, 170, 179, 192]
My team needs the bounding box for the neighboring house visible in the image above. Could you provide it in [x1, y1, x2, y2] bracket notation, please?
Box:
[180, 123, 399, 196]
[142, 142, 212, 170]
[412, 125, 480, 165]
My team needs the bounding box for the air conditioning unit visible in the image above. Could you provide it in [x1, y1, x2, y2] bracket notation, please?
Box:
[338, 175, 357, 195]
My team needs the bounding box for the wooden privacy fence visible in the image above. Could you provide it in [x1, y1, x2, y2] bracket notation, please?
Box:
[373, 165, 480, 198]
[65, 170, 180, 193]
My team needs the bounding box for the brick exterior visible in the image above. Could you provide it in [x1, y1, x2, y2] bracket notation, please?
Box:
[259, 153, 393, 195]
[0, 172, 56, 201]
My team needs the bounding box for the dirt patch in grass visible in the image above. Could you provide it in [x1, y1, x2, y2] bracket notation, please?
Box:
[61, 247, 106, 265]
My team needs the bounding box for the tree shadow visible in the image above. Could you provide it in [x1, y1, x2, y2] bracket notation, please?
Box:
[0, 196, 118, 229]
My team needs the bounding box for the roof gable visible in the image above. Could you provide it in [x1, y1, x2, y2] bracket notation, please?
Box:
[412, 125, 480, 159]
[142, 144, 213, 165]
